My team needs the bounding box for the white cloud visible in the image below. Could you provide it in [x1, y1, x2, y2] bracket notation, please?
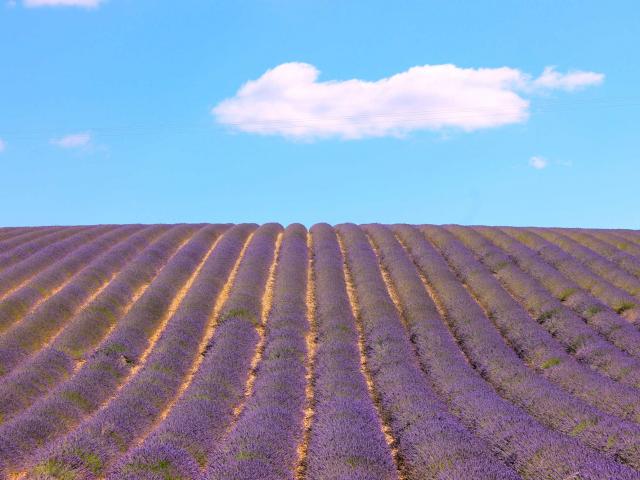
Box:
[533, 66, 604, 91]
[214, 63, 604, 140]
[529, 156, 548, 170]
[0, 139, 6, 153]
[51, 132, 92, 149]
[24, 0, 102, 7]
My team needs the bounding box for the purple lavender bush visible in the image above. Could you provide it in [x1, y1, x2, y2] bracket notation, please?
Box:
[0, 223, 638, 480]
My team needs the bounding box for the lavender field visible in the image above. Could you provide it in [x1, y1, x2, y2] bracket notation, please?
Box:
[1, 224, 640, 480]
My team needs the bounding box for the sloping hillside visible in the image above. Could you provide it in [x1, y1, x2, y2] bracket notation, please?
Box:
[1, 224, 640, 480]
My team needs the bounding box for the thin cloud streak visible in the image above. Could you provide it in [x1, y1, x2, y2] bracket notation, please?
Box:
[23, 0, 103, 7]
[533, 66, 604, 92]
[529, 156, 548, 170]
[51, 132, 92, 149]
[214, 63, 604, 140]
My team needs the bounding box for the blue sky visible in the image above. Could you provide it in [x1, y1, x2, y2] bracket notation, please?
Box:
[1, 0, 638, 228]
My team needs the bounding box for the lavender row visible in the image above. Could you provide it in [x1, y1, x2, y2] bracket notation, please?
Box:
[607, 229, 640, 248]
[51, 225, 198, 361]
[532, 228, 640, 301]
[433, 226, 640, 420]
[589, 230, 640, 260]
[393, 224, 639, 479]
[0, 226, 32, 237]
[0, 225, 113, 304]
[0, 227, 62, 254]
[28, 224, 261, 480]
[302, 223, 397, 480]
[342, 224, 521, 480]
[193, 224, 308, 480]
[0, 225, 218, 476]
[0, 225, 146, 373]
[0, 225, 180, 425]
[0, 225, 90, 273]
[472, 226, 640, 381]
[104, 224, 278, 479]
[0, 225, 143, 334]
[557, 229, 640, 281]
[503, 228, 640, 324]
[0, 227, 69, 264]
[0, 227, 33, 243]
[420, 225, 640, 468]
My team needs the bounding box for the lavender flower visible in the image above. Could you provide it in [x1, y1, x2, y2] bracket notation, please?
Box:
[534, 228, 640, 299]
[343, 223, 520, 480]
[1, 223, 639, 480]
[0, 224, 221, 476]
[104, 223, 282, 479]
[0, 224, 145, 376]
[0, 227, 64, 253]
[560, 229, 640, 279]
[503, 227, 640, 323]
[393, 224, 639, 479]
[426, 226, 640, 424]
[0, 225, 172, 424]
[0, 226, 93, 273]
[470, 225, 640, 382]
[0, 226, 114, 311]
[302, 223, 398, 480]
[28, 224, 276, 479]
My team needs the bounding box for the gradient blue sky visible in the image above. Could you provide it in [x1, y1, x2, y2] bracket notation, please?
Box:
[1, 1, 638, 228]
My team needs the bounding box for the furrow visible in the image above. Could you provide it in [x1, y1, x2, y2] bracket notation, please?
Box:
[0, 227, 77, 270]
[419, 225, 640, 469]
[204, 225, 309, 480]
[125, 226, 262, 449]
[103, 224, 280, 480]
[559, 229, 640, 280]
[611, 229, 640, 244]
[344, 224, 522, 479]
[472, 226, 640, 381]
[301, 224, 397, 480]
[0, 225, 112, 307]
[5, 224, 640, 479]
[0, 228, 116, 317]
[0, 227, 32, 244]
[590, 230, 640, 261]
[429, 226, 640, 423]
[0, 226, 191, 426]
[295, 231, 317, 480]
[502, 227, 640, 324]
[0, 225, 216, 477]
[0, 226, 93, 277]
[393, 224, 639, 479]
[232, 232, 283, 420]
[17, 224, 229, 480]
[0, 225, 145, 374]
[0, 227, 60, 253]
[533, 228, 640, 301]
[112, 224, 255, 459]
[130, 228, 255, 439]
[119, 232, 222, 387]
[335, 230, 403, 478]
[605, 230, 640, 252]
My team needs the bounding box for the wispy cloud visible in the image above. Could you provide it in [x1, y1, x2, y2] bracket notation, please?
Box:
[51, 132, 92, 149]
[23, 0, 103, 8]
[529, 156, 548, 170]
[532, 66, 604, 92]
[0, 139, 6, 153]
[214, 63, 604, 140]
